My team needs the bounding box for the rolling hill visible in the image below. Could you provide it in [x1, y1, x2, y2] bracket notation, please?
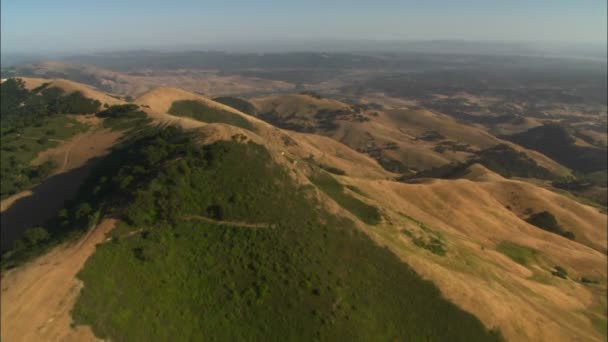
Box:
[1, 78, 606, 342]
[504, 123, 607, 174]
[245, 93, 571, 177]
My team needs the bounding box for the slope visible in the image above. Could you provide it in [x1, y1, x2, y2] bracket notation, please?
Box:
[247, 93, 570, 176]
[345, 165, 607, 342]
[4, 127, 502, 341]
[505, 123, 607, 173]
[134, 87, 394, 180]
[1, 79, 605, 342]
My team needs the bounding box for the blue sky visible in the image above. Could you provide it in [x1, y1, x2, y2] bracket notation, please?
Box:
[2, 0, 606, 53]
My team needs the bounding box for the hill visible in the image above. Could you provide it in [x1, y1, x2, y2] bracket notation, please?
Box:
[244, 93, 570, 177]
[134, 87, 394, 180]
[2, 127, 502, 341]
[505, 123, 607, 173]
[1, 78, 606, 342]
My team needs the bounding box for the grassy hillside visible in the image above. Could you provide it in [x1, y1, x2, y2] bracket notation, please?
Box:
[505, 124, 607, 173]
[213, 96, 257, 115]
[310, 171, 382, 225]
[0, 78, 100, 198]
[53, 127, 504, 341]
[402, 144, 557, 181]
[168, 99, 254, 131]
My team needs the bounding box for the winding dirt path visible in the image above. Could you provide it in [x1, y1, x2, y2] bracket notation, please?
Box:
[1, 219, 116, 342]
[184, 215, 270, 228]
[58, 134, 84, 172]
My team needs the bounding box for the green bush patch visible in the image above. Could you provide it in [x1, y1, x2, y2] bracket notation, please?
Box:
[496, 242, 539, 266]
[213, 96, 257, 115]
[309, 171, 381, 225]
[96, 104, 152, 131]
[526, 211, 575, 240]
[168, 99, 254, 131]
[318, 164, 346, 175]
[551, 266, 569, 279]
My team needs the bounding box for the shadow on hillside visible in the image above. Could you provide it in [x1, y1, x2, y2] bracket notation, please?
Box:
[1, 157, 102, 251]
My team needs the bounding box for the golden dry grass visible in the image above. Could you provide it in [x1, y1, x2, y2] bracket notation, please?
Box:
[20, 77, 124, 106]
[342, 164, 606, 342]
[136, 87, 392, 180]
[1, 219, 116, 342]
[32, 128, 123, 173]
[251, 93, 350, 115]
[19, 61, 295, 98]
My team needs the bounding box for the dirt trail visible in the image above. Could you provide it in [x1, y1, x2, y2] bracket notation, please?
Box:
[1, 219, 116, 342]
[184, 215, 270, 228]
[32, 128, 122, 173]
[58, 134, 85, 172]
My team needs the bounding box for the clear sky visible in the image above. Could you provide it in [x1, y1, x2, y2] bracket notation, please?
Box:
[2, 0, 606, 54]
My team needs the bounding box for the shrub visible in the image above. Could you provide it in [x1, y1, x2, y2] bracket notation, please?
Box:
[23, 227, 50, 245]
[318, 164, 346, 175]
[496, 242, 539, 266]
[581, 277, 599, 284]
[552, 266, 568, 279]
[96, 104, 151, 131]
[310, 172, 381, 225]
[213, 96, 257, 115]
[526, 211, 575, 239]
[168, 100, 254, 131]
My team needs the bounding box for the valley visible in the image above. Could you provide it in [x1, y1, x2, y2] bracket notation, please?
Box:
[0, 50, 606, 342]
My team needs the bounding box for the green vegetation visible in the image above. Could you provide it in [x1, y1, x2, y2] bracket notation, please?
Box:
[168, 99, 254, 131]
[526, 211, 575, 240]
[62, 128, 501, 341]
[0, 114, 88, 198]
[300, 90, 323, 99]
[0, 78, 99, 198]
[96, 104, 152, 131]
[1, 79, 99, 135]
[213, 96, 257, 115]
[378, 157, 408, 173]
[475, 144, 556, 180]
[591, 316, 608, 338]
[552, 173, 608, 208]
[400, 162, 470, 181]
[345, 184, 366, 197]
[551, 266, 569, 279]
[402, 229, 447, 256]
[309, 171, 381, 225]
[318, 163, 346, 175]
[496, 242, 539, 266]
[400, 214, 447, 256]
[580, 277, 600, 285]
[401, 144, 556, 181]
[505, 124, 607, 173]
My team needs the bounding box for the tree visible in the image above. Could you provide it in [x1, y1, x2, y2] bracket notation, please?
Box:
[526, 211, 562, 234]
[76, 202, 93, 220]
[552, 266, 568, 279]
[23, 227, 50, 245]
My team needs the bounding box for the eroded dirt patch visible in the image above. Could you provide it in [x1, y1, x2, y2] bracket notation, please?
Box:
[1, 219, 116, 342]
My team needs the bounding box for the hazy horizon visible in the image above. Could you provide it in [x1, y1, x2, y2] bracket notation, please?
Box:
[2, 0, 606, 55]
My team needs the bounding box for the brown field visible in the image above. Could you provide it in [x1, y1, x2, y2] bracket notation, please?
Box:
[1, 219, 116, 342]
